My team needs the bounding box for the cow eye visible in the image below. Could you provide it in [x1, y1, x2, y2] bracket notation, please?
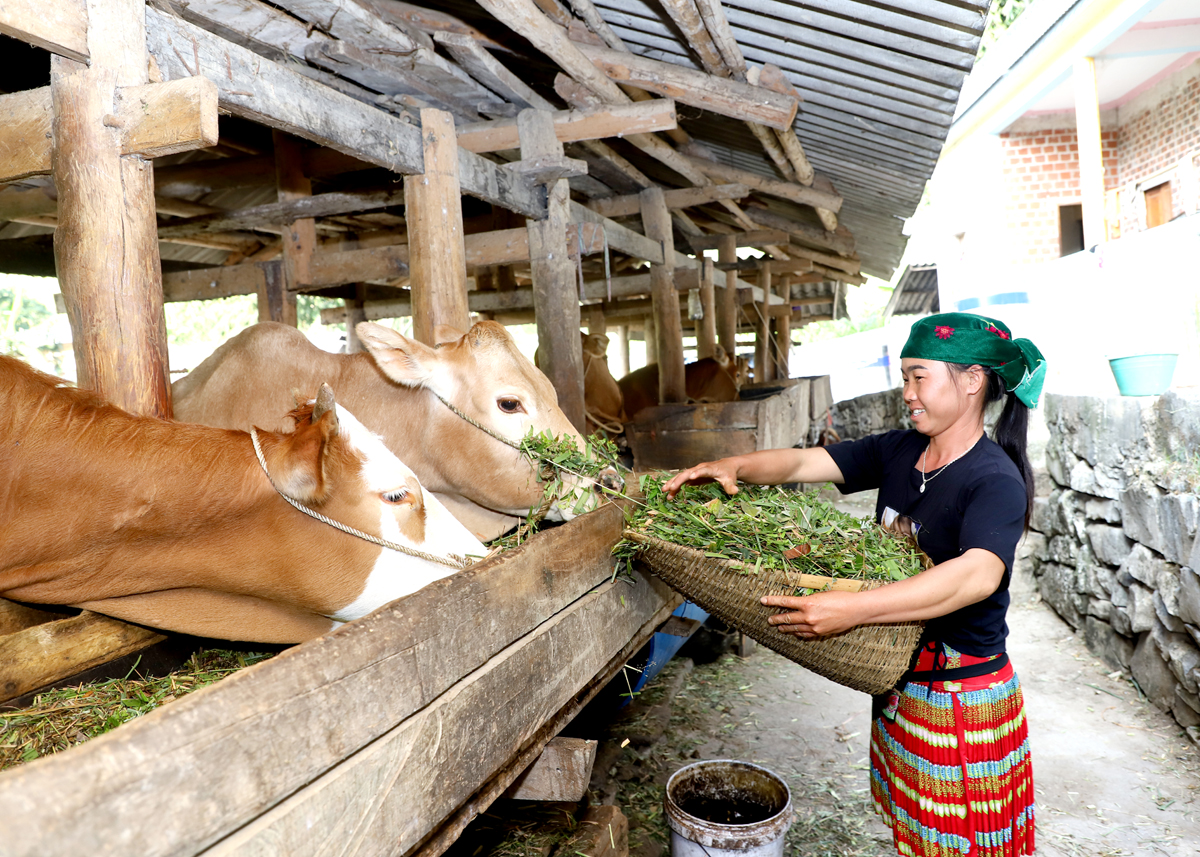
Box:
[497, 397, 525, 414]
[382, 488, 409, 504]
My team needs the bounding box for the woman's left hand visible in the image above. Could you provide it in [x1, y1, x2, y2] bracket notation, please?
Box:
[761, 592, 860, 638]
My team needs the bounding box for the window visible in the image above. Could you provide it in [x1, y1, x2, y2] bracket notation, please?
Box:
[1145, 182, 1173, 228]
[1058, 204, 1084, 256]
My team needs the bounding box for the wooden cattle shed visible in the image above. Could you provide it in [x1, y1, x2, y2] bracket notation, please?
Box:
[0, 0, 989, 853]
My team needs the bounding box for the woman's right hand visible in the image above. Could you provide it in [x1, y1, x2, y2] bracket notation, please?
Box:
[661, 458, 741, 499]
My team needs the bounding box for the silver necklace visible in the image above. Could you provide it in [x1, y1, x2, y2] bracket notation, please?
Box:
[919, 436, 981, 493]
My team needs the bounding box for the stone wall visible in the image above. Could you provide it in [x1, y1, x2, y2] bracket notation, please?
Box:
[831, 387, 911, 440]
[1028, 391, 1200, 742]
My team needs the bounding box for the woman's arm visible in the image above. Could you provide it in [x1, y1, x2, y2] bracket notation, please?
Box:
[662, 446, 845, 498]
[760, 548, 1006, 637]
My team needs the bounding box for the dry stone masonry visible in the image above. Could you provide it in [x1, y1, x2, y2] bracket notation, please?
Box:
[1028, 392, 1200, 743]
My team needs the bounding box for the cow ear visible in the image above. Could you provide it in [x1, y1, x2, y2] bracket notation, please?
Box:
[433, 324, 465, 345]
[712, 343, 728, 364]
[264, 412, 336, 504]
[355, 322, 437, 387]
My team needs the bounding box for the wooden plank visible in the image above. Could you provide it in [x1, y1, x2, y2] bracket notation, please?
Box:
[434, 30, 555, 111]
[587, 182, 748, 219]
[0, 0, 88, 62]
[0, 504, 636, 857]
[0, 87, 53, 183]
[0, 77, 217, 182]
[156, 189, 406, 240]
[0, 612, 166, 704]
[204, 571, 672, 856]
[143, 8, 545, 219]
[456, 100, 678, 154]
[0, 600, 66, 637]
[687, 156, 842, 214]
[405, 108, 470, 342]
[571, 42, 797, 131]
[786, 246, 862, 276]
[523, 108, 585, 432]
[756, 381, 810, 451]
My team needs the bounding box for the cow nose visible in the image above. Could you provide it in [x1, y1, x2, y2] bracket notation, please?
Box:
[595, 466, 625, 496]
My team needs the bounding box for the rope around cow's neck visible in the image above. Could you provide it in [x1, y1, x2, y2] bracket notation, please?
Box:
[249, 427, 472, 570]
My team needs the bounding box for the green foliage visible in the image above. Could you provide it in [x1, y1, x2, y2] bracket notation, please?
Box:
[618, 477, 928, 585]
[0, 275, 71, 376]
[163, 294, 258, 345]
[978, 0, 1031, 59]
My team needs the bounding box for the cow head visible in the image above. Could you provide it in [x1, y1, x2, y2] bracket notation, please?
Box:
[355, 321, 613, 526]
[274, 384, 487, 623]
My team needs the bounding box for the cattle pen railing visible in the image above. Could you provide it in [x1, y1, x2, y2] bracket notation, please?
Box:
[0, 500, 676, 856]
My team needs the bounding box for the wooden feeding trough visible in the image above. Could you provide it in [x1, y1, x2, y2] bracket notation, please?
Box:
[0, 501, 676, 856]
[626, 376, 833, 472]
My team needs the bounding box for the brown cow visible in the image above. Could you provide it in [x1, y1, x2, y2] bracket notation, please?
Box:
[580, 331, 626, 437]
[174, 321, 614, 541]
[618, 344, 744, 421]
[0, 355, 485, 643]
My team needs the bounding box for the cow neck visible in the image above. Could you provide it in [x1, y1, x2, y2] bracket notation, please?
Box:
[248, 427, 469, 570]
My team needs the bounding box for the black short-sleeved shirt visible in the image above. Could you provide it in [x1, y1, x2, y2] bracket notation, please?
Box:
[823, 430, 1027, 656]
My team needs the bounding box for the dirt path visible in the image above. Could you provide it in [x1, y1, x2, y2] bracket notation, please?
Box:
[581, 489, 1200, 856]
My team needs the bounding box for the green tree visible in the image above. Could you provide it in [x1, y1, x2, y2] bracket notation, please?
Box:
[978, 0, 1031, 58]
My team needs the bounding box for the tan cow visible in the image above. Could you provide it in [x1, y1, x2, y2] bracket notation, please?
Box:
[0, 355, 485, 643]
[174, 320, 612, 541]
[617, 344, 744, 422]
[580, 331, 626, 437]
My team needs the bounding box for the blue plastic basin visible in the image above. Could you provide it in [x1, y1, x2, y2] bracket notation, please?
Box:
[1108, 354, 1178, 396]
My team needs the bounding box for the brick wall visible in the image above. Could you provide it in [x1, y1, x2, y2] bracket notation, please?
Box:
[994, 57, 1200, 263]
[997, 128, 1119, 264]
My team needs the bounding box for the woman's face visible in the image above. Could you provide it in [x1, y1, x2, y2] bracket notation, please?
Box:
[900, 357, 982, 436]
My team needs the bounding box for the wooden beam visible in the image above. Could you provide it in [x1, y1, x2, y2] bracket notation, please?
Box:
[685, 155, 842, 214]
[688, 229, 789, 252]
[0, 77, 219, 183]
[570, 201, 665, 264]
[571, 42, 797, 131]
[405, 109, 471, 341]
[754, 261, 772, 382]
[51, 0, 171, 419]
[587, 182, 748, 219]
[502, 737, 598, 801]
[156, 189, 406, 241]
[434, 30, 555, 111]
[456, 99, 678, 154]
[144, 8, 545, 219]
[163, 224, 606, 302]
[1074, 56, 1105, 248]
[785, 245, 861, 275]
[742, 206, 855, 257]
[0, 612, 166, 704]
[522, 108, 585, 432]
[0, 0, 88, 62]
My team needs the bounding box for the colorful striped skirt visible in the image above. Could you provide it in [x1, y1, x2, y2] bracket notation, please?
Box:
[869, 643, 1035, 857]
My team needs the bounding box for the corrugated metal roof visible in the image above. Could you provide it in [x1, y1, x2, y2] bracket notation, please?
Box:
[592, 0, 990, 280]
[885, 263, 940, 317]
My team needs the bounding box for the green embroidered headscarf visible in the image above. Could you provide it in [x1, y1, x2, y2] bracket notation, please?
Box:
[900, 312, 1047, 409]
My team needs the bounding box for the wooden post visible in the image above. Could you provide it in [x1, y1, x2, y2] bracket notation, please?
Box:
[273, 129, 315, 315]
[643, 315, 657, 365]
[586, 305, 606, 337]
[614, 324, 630, 378]
[640, 187, 685, 404]
[697, 256, 717, 359]
[521, 108, 585, 431]
[716, 234, 737, 357]
[405, 108, 471, 343]
[774, 273, 791, 379]
[344, 284, 368, 352]
[257, 263, 294, 325]
[755, 260, 772, 383]
[1073, 57, 1105, 249]
[50, 0, 170, 418]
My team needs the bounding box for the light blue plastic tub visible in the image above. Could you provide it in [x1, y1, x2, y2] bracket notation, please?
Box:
[1108, 354, 1178, 396]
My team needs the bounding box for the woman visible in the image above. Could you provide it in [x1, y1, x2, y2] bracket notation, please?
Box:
[662, 312, 1044, 857]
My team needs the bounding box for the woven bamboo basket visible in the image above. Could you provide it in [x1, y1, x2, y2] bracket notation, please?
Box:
[624, 531, 924, 695]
